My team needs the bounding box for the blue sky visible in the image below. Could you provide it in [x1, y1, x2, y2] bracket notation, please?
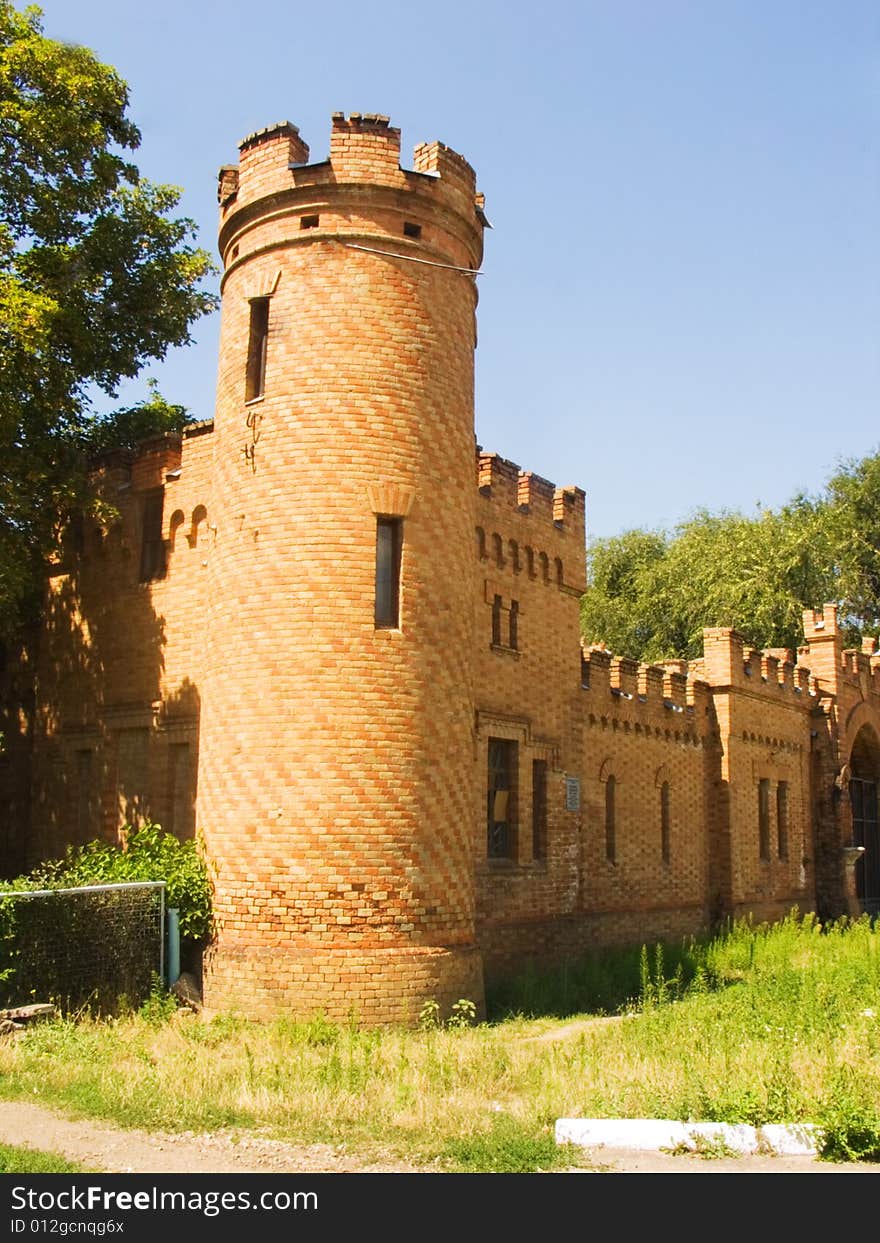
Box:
[35, 1, 880, 540]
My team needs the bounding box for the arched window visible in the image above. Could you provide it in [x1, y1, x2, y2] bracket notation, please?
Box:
[605, 776, 616, 863]
[492, 533, 504, 566]
[476, 527, 487, 560]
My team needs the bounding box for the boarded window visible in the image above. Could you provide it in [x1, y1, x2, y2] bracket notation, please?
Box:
[488, 738, 517, 859]
[375, 517, 402, 628]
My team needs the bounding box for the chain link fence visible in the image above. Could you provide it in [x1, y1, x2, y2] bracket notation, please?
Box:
[0, 881, 165, 1014]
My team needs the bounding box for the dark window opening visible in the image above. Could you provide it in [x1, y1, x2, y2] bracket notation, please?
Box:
[245, 297, 270, 402]
[488, 738, 517, 859]
[532, 759, 547, 861]
[605, 776, 616, 862]
[301, 215, 320, 229]
[375, 517, 402, 628]
[509, 600, 519, 651]
[660, 781, 671, 863]
[776, 782, 789, 860]
[491, 594, 503, 646]
[139, 490, 166, 582]
[758, 778, 771, 861]
[403, 221, 422, 238]
[75, 749, 95, 842]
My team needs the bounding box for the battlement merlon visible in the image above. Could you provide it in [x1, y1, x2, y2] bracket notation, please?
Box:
[220, 113, 486, 238]
[800, 603, 843, 693]
[702, 626, 816, 699]
[477, 452, 586, 532]
[581, 646, 713, 720]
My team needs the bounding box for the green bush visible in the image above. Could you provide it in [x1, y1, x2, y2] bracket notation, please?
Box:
[17, 822, 212, 943]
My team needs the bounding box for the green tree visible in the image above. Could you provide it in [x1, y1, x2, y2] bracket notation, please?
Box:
[823, 452, 880, 637]
[582, 493, 842, 662]
[0, 2, 217, 636]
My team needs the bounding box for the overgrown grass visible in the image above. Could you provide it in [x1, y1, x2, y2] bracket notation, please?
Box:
[0, 913, 877, 1169]
[0, 1141, 89, 1173]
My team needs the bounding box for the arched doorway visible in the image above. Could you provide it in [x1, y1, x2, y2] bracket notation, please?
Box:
[849, 726, 880, 916]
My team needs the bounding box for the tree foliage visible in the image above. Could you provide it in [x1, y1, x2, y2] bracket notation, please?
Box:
[0, 2, 217, 636]
[11, 822, 213, 943]
[581, 451, 880, 661]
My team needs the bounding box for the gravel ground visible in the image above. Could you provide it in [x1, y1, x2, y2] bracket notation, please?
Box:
[2, 1101, 879, 1175]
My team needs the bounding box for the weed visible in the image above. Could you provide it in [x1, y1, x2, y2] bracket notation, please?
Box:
[440, 1115, 580, 1173]
[0, 1142, 91, 1174]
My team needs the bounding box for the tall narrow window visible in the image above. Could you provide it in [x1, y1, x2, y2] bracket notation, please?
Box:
[605, 775, 616, 862]
[245, 297, 269, 401]
[116, 728, 150, 830]
[776, 781, 789, 860]
[75, 749, 95, 842]
[532, 759, 547, 861]
[487, 738, 517, 859]
[170, 742, 195, 840]
[758, 778, 771, 861]
[375, 517, 402, 628]
[660, 781, 671, 863]
[509, 600, 519, 651]
[139, 490, 166, 582]
[491, 594, 503, 646]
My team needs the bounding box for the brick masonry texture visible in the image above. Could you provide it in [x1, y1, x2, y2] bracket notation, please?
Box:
[5, 114, 880, 1024]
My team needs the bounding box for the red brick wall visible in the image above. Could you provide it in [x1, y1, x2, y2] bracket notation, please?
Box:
[197, 113, 488, 1019]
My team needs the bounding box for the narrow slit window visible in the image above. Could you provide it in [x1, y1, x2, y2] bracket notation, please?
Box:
[491, 594, 502, 646]
[139, 490, 166, 582]
[509, 600, 519, 651]
[776, 782, 789, 860]
[605, 776, 616, 863]
[660, 781, 671, 863]
[532, 759, 547, 861]
[758, 779, 771, 861]
[375, 517, 402, 628]
[245, 297, 270, 402]
[487, 738, 517, 859]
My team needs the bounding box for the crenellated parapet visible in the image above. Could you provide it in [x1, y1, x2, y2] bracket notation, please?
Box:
[702, 627, 815, 699]
[580, 643, 713, 737]
[217, 111, 487, 284]
[476, 449, 586, 595]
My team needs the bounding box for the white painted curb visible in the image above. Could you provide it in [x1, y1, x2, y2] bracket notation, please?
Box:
[555, 1118, 820, 1157]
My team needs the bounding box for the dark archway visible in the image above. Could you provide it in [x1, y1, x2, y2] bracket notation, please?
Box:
[849, 726, 880, 916]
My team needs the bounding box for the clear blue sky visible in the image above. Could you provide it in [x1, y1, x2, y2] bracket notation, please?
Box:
[35, 1, 880, 540]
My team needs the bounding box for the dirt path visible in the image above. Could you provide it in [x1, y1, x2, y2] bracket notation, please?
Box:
[2, 1100, 879, 1175]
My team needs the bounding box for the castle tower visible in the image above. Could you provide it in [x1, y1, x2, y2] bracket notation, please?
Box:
[198, 114, 487, 1021]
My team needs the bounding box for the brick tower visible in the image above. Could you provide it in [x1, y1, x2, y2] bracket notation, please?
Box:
[198, 113, 487, 1021]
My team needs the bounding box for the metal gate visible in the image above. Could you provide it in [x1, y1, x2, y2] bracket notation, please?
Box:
[850, 778, 880, 917]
